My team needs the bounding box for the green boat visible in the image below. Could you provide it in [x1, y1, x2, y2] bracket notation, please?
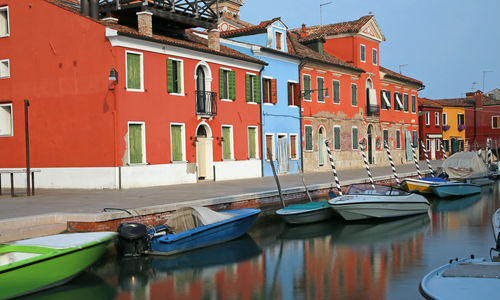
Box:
[0, 232, 116, 299]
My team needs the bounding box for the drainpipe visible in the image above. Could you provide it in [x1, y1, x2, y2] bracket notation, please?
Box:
[299, 60, 306, 174]
[259, 64, 265, 177]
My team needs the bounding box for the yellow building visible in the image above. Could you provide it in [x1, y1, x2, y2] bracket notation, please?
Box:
[441, 106, 466, 156]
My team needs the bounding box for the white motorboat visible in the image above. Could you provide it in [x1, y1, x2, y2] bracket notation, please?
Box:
[328, 183, 429, 221]
[492, 208, 500, 251]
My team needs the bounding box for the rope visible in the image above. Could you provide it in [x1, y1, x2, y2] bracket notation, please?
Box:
[384, 141, 400, 185]
[325, 140, 343, 196]
[359, 143, 375, 189]
[410, 141, 422, 179]
[421, 141, 435, 177]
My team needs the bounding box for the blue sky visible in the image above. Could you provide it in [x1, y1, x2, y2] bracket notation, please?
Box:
[239, 0, 500, 99]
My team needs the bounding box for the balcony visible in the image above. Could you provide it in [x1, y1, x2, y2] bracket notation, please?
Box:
[367, 104, 380, 117]
[196, 90, 217, 117]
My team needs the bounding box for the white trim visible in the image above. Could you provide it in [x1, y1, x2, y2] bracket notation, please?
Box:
[289, 133, 299, 160]
[351, 126, 358, 150]
[317, 76, 325, 103]
[333, 125, 341, 150]
[411, 95, 416, 114]
[360, 44, 366, 63]
[492, 116, 500, 129]
[442, 112, 448, 125]
[170, 123, 186, 162]
[221, 125, 234, 160]
[265, 133, 276, 160]
[435, 112, 440, 126]
[125, 50, 144, 92]
[0, 6, 9, 38]
[127, 122, 147, 164]
[425, 112, 430, 126]
[304, 125, 313, 152]
[167, 57, 185, 96]
[0, 103, 13, 136]
[247, 126, 259, 159]
[372, 48, 378, 66]
[194, 60, 213, 93]
[0, 59, 9, 78]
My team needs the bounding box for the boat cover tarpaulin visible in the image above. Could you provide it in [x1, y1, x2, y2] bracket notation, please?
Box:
[166, 207, 236, 234]
[442, 152, 489, 179]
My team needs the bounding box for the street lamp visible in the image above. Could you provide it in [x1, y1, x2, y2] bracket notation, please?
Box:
[320, 1, 332, 25]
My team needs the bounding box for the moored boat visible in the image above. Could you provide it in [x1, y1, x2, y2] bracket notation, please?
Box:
[328, 183, 429, 221]
[275, 201, 334, 225]
[0, 232, 117, 299]
[400, 177, 448, 194]
[492, 208, 500, 248]
[430, 182, 481, 198]
[442, 152, 492, 186]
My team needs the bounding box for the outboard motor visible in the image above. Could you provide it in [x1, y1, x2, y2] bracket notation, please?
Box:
[117, 223, 149, 257]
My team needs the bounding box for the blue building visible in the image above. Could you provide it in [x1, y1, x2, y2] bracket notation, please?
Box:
[219, 18, 302, 176]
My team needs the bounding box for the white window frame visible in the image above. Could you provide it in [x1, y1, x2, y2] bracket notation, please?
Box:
[435, 139, 440, 151]
[127, 121, 146, 164]
[275, 30, 284, 51]
[170, 123, 186, 162]
[351, 83, 357, 107]
[493, 116, 500, 129]
[265, 133, 276, 160]
[333, 125, 341, 150]
[248, 126, 259, 159]
[458, 113, 465, 125]
[304, 125, 313, 152]
[247, 72, 258, 104]
[167, 57, 184, 96]
[372, 48, 377, 65]
[360, 44, 366, 62]
[426, 139, 431, 153]
[0, 59, 9, 78]
[0, 103, 13, 136]
[352, 126, 358, 150]
[383, 129, 389, 147]
[262, 76, 274, 105]
[425, 112, 430, 126]
[435, 112, 439, 126]
[220, 67, 233, 102]
[303, 74, 312, 102]
[0, 6, 9, 38]
[125, 50, 144, 92]
[411, 95, 416, 114]
[289, 133, 299, 160]
[403, 93, 409, 113]
[317, 76, 325, 103]
[332, 79, 340, 104]
[396, 129, 401, 149]
[221, 125, 234, 160]
[442, 112, 447, 125]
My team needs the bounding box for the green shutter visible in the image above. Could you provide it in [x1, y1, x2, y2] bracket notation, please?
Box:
[305, 126, 312, 150]
[248, 127, 256, 158]
[129, 124, 142, 164]
[253, 75, 261, 103]
[318, 78, 324, 102]
[333, 81, 340, 104]
[351, 84, 357, 106]
[246, 74, 251, 102]
[229, 71, 236, 100]
[219, 69, 225, 99]
[127, 53, 141, 90]
[176, 61, 182, 93]
[222, 127, 231, 159]
[303, 75, 311, 100]
[352, 127, 358, 149]
[167, 59, 173, 93]
[334, 127, 341, 150]
[171, 125, 183, 161]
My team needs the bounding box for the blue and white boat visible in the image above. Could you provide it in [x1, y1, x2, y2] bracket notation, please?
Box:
[275, 201, 334, 225]
[420, 257, 500, 300]
[430, 182, 481, 198]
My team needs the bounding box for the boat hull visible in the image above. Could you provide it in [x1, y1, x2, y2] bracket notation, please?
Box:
[276, 201, 334, 225]
[150, 209, 260, 255]
[0, 232, 116, 299]
[493, 208, 500, 245]
[400, 178, 434, 194]
[430, 183, 481, 198]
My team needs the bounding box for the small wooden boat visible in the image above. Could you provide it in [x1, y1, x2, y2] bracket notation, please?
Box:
[0, 232, 117, 299]
[117, 206, 260, 256]
[275, 201, 334, 225]
[430, 182, 481, 198]
[400, 177, 448, 194]
[420, 257, 500, 300]
[328, 183, 429, 221]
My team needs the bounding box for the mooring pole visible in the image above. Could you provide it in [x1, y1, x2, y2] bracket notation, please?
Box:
[359, 143, 375, 189]
[487, 142, 492, 169]
[325, 140, 343, 196]
[410, 141, 422, 179]
[384, 141, 400, 185]
[420, 141, 435, 177]
[267, 149, 285, 208]
[24, 100, 31, 196]
[440, 140, 447, 159]
[296, 162, 312, 202]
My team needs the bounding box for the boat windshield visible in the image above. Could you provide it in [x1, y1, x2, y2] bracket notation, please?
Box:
[346, 184, 409, 196]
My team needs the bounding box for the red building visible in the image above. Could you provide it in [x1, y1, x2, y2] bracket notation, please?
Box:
[0, 0, 265, 188]
[418, 98, 443, 160]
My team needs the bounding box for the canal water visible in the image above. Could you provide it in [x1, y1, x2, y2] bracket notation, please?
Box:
[25, 181, 500, 300]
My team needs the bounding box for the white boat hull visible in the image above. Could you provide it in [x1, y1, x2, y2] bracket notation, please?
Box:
[276, 207, 335, 225]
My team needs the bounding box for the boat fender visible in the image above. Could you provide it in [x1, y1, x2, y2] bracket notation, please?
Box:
[117, 223, 149, 257]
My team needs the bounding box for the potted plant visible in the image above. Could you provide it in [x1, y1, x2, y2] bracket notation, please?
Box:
[442, 124, 450, 131]
[458, 124, 466, 131]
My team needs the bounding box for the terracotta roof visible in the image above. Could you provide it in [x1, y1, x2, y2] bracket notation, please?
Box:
[287, 31, 364, 73]
[379, 66, 423, 87]
[219, 17, 254, 29]
[418, 97, 442, 108]
[432, 98, 474, 107]
[291, 15, 374, 42]
[483, 95, 500, 106]
[220, 17, 282, 38]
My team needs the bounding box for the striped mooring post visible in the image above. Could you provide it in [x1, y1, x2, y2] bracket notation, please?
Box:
[420, 141, 435, 177]
[440, 140, 447, 159]
[487, 143, 492, 169]
[410, 141, 422, 179]
[495, 140, 499, 164]
[325, 140, 343, 196]
[478, 148, 482, 161]
[359, 143, 375, 189]
[383, 141, 400, 185]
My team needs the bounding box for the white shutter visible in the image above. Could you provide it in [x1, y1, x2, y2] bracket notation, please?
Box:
[369, 88, 377, 106]
[382, 91, 390, 107]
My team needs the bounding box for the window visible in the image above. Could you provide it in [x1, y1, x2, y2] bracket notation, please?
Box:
[493, 116, 500, 129]
[380, 90, 391, 109]
[411, 95, 416, 113]
[443, 139, 449, 152]
[305, 125, 313, 151]
[383, 129, 389, 146]
[403, 94, 409, 112]
[170, 124, 185, 162]
[351, 84, 357, 106]
[248, 127, 258, 159]
[334, 126, 341, 150]
[435, 139, 440, 151]
[360, 44, 366, 62]
[372, 48, 377, 65]
[126, 51, 143, 91]
[426, 139, 430, 153]
[0, 59, 9, 78]
[167, 58, 183, 94]
[458, 114, 465, 125]
[0, 7, 9, 37]
[219, 69, 236, 100]
[435, 112, 440, 126]
[262, 77, 277, 104]
[425, 112, 430, 126]
[265, 134, 275, 160]
[412, 130, 418, 147]
[275, 31, 283, 51]
[128, 123, 145, 164]
[332, 80, 340, 104]
[317, 77, 325, 102]
[246, 74, 261, 103]
[288, 81, 300, 106]
[352, 127, 358, 150]
[290, 134, 298, 159]
[303, 74, 311, 101]
[442, 113, 447, 125]
[396, 130, 401, 149]
[222, 126, 233, 159]
[394, 92, 402, 111]
[0, 103, 13, 136]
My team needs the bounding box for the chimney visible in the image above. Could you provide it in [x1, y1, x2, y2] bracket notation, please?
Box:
[208, 29, 220, 51]
[137, 11, 153, 37]
[300, 24, 308, 38]
[89, 0, 98, 19]
[80, 0, 89, 16]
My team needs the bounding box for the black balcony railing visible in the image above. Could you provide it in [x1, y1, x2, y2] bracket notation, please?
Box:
[196, 90, 217, 117]
[367, 104, 380, 117]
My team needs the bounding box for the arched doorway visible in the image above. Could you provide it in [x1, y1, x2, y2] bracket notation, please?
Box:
[367, 124, 374, 164]
[196, 123, 213, 180]
[318, 127, 325, 166]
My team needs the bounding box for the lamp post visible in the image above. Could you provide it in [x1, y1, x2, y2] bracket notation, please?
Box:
[320, 1, 332, 25]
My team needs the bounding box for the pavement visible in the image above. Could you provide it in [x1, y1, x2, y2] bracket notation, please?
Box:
[0, 160, 441, 242]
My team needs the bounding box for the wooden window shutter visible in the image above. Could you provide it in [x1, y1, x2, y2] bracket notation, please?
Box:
[129, 124, 143, 163]
[333, 81, 340, 103]
[222, 127, 231, 159]
[271, 79, 277, 104]
[262, 78, 269, 103]
[229, 71, 236, 100]
[246, 74, 251, 102]
[171, 125, 183, 161]
[288, 82, 293, 106]
[303, 75, 311, 100]
[334, 127, 341, 150]
[248, 127, 256, 158]
[290, 135, 297, 158]
[167, 59, 173, 93]
[253, 76, 261, 103]
[293, 83, 301, 106]
[352, 128, 358, 149]
[127, 53, 141, 90]
[305, 126, 313, 151]
[176, 61, 182, 93]
[219, 69, 225, 100]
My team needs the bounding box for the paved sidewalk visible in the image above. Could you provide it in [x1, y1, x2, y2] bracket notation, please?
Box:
[0, 161, 441, 220]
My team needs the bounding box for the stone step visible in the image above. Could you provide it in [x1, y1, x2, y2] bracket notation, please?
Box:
[0, 223, 67, 243]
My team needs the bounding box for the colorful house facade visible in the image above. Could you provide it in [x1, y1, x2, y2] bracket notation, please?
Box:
[418, 98, 443, 160]
[439, 104, 467, 155]
[0, 0, 265, 188]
